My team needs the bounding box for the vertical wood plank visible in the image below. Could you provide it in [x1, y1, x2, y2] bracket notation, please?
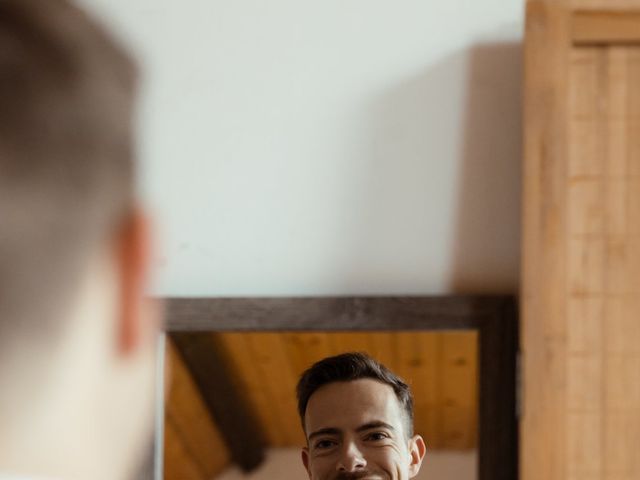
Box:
[246, 333, 305, 446]
[283, 332, 333, 374]
[329, 332, 372, 356]
[602, 44, 640, 480]
[526, 2, 640, 479]
[440, 332, 478, 449]
[571, 0, 640, 10]
[522, 3, 571, 480]
[206, 332, 479, 454]
[394, 332, 441, 448]
[367, 332, 397, 367]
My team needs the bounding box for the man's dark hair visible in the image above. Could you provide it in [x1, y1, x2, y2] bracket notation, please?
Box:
[296, 352, 414, 437]
[0, 0, 137, 344]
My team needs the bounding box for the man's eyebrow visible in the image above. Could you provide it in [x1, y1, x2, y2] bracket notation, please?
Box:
[308, 427, 342, 440]
[356, 421, 395, 433]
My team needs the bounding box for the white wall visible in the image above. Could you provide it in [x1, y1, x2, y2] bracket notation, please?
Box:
[78, 0, 524, 297]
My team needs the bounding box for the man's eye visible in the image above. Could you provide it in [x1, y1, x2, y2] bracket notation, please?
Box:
[314, 439, 337, 449]
[366, 432, 389, 441]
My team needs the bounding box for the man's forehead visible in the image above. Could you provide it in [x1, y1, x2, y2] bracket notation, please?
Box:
[304, 378, 404, 433]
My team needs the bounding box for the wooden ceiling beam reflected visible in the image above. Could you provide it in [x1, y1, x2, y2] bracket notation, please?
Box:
[170, 332, 267, 472]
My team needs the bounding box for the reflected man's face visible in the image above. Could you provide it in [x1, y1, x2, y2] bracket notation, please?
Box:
[301, 379, 426, 480]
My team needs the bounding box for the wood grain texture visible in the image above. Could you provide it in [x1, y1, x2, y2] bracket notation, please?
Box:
[478, 301, 519, 480]
[170, 333, 266, 471]
[164, 339, 230, 480]
[215, 333, 286, 446]
[573, 11, 640, 45]
[215, 331, 476, 450]
[165, 296, 504, 331]
[394, 332, 441, 448]
[565, 42, 640, 480]
[441, 333, 478, 449]
[522, 3, 571, 480]
[525, 2, 640, 480]
[163, 417, 206, 480]
[572, 0, 640, 10]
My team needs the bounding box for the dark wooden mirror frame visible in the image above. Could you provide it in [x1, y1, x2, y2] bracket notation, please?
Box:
[161, 295, 519, 480]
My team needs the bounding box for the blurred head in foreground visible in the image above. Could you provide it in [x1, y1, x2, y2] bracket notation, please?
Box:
[297, 352, 426, 480]
[0, 1, 160, 479]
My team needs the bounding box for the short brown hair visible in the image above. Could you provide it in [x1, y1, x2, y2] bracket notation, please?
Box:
[296, 352, 415, 437]
[0, 0, 137, 341]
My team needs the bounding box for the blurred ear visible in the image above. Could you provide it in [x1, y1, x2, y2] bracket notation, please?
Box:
[408, 434, 426, 477]
[301, 447, 311, 479]
[114, 208, 157, 356]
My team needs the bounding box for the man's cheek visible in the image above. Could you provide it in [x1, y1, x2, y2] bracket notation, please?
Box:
[311, 456, 333, 478]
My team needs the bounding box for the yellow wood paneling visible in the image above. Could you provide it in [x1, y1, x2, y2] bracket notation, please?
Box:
[394, 332, 441, 448]
[572, 0, 640, 10]
[244, 333, 304, 446]
[215, 331, 478, 451]
[522, 3, 572, 480]
[164, 339, 230, 480]
[367, 331, 397, 368]
[573, 11, 640, 45]
[215, 333, 286, 446]
[524, 3, 640, 478]
[440, 333, 478, 450]
[329, 332, 371, 356]
[167, 330, 478, 468]
[283, 332, 333, 377]
[565, 44, 640, 480]
[164, 417, 206, 480]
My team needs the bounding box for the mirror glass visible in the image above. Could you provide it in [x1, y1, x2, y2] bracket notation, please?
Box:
[163, 331, 478, 480]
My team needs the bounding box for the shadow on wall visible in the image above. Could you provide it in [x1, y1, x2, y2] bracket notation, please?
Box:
[450, 42, 522, 293]
[343, 39, 521, 294]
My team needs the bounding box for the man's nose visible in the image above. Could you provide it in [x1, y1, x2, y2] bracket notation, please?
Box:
[336, 441, 367, 472]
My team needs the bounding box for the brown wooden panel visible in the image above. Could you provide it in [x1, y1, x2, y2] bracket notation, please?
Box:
[215, 333, 285, 446]
[522, 3, 572, 480]
[170, 333, 265, 472]
[163, 417, 206, 480]
[565, 43, 640, 480]
[394, 332, 441, 449]
[216, 332, 478, 451]
[573, 11, 640, 45]
[164, 340, 230, 479]
[441, 332, 478, 450]
[283, 332, 333, 374]
[165, 296, 499, 331]
[525, 2, 640, 480]
[572, 0, 640, 10]
[367, 331, 397, 367]
[329, 332, 371, 356]
[245, 333, 304, 446]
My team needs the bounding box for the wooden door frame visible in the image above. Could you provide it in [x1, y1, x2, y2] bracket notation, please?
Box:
[162, 295, 519, 480]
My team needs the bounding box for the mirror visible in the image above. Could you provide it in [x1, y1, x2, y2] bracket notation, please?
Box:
[157, 295, 517, 480]
[165, 330, 479, 480]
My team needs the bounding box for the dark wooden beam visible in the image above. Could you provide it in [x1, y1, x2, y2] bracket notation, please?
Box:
[170, 332, 266, 472]
[165, 295, 511, 331]
[478, 297, 519, 480]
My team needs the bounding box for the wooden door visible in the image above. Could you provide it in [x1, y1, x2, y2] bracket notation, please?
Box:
[523, 2, 640, 480]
